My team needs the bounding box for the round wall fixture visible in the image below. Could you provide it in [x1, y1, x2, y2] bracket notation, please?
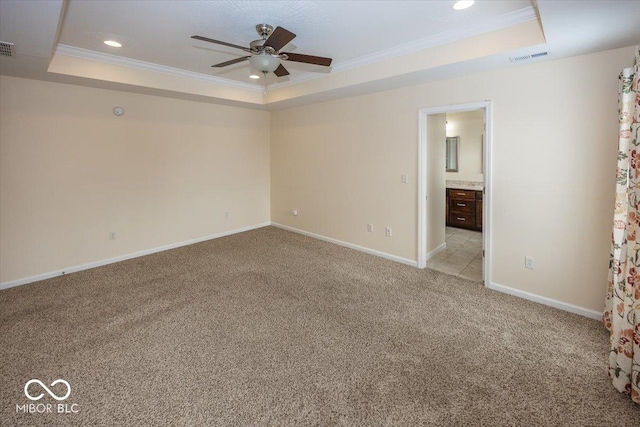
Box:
[113, 106, 124, 116]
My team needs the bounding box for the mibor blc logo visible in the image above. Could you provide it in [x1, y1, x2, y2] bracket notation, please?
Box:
[25, 379, 71, 401]
[16, 379, 79, 414]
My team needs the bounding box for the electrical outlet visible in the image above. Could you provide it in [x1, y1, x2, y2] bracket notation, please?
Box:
[525, 256, 535, 269]
[401, 174, 408, 184]
[109, 231, 116, 240]
[224, 212, 229, 218]
[367, 224, 373, 232]
[385, 227, 392, 237]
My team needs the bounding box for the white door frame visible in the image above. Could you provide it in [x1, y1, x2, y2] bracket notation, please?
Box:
[417, 101, 493, 287]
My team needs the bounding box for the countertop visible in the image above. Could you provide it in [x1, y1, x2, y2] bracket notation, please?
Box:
[446, 180, 483, 191]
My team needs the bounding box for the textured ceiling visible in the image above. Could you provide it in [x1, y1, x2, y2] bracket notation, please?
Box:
[3, 0, 640, 109]
[57, 0, 533, 86]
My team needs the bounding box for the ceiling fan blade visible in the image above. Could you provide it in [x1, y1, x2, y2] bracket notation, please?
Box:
[264, 27, 296, 52]
[211, 56, 250, 67]
[273, 64, 290, 77]
[192, 35, 250, 52]
[282, 52, 332, 67]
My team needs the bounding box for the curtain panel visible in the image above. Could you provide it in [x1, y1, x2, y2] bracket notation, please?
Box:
[605, 46, 640, 404]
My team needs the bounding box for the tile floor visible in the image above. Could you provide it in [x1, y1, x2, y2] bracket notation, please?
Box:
[426, 227, 483, 282]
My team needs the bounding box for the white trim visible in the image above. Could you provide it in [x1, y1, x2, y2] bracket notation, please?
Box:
[417, 101, 493, 290]
[54, 44, 263, 93]
[425, 242, 446, 261]
[0, 222, 271, 290]
[417, 111, 428, 268]
[270, 6, 537, 90]
[271, 222, 417, 267]
[55, 7, 536, 96]
[483, 102, 493, 287]
[2, 221, 602, 321]
[487, 282, 602, 320]
[335, 7, 536, 74]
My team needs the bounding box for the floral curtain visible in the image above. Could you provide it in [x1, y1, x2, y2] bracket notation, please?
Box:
[605, 46, 640, 404]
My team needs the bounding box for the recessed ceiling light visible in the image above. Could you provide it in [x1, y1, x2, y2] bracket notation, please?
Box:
[104, 40, 122, 48]
[453, 0, 474, 10]
[249, 74, 260, 79]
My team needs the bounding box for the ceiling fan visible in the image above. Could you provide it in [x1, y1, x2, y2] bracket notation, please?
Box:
[191, 24, 332, 78]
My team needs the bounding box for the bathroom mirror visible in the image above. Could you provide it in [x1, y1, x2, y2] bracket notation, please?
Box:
[446, 136, 459, 172]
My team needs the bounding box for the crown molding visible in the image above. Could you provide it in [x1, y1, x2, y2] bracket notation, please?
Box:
[54, 44, 263, 93]
[53, 6, 537, 98]
[270, 6, 538, 90]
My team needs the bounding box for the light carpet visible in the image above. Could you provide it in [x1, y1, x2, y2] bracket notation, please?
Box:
[1, 226, 638, 426]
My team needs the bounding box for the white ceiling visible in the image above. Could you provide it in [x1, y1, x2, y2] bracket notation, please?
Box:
[56, 0, 533, 86]
[1, 0, 639, 108]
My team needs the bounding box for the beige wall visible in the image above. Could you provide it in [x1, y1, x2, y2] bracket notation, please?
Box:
[0, 76, 270, 284]
[2, 45, 634, 313]
[446, 110, 484, 182]
[270, 97, 417, 261]
[271, 45, 635, 312]
[427, 114, 446, 253]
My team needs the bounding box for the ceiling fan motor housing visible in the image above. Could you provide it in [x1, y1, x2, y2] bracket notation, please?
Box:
[193, 24, 332, 77]
[250, 39, 275, 55]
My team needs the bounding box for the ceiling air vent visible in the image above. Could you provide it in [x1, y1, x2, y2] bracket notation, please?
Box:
[0, 41, 16, 58]
[509, 51, 549, 63]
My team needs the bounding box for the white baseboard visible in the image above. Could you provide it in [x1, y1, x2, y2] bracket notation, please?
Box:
[270, 225, 601, 320]
[3, 223, 603, 322]
[271, 222, 417, 267]
[487, 282, 602, 320]
[426, 242, 446, 260]
[0, 222, 271, 291]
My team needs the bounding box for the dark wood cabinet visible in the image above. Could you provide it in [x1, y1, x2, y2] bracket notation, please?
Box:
[446, 188, 483, 231]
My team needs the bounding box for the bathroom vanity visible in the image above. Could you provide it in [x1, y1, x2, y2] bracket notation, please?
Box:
[446, 184, 483, 231]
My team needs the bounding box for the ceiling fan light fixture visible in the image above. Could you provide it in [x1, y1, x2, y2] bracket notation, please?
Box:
[249, 53, 281, 73]
[453, 0, 474, 10]
[104, 40, 122, 48]
[193, 24, 332, 78]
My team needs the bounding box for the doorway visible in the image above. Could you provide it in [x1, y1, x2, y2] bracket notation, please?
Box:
[417, 101, 492, 286]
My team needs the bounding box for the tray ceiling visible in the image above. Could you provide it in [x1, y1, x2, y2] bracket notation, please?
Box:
[57, 0, 533, 87]
[1, 1, 639, 109]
